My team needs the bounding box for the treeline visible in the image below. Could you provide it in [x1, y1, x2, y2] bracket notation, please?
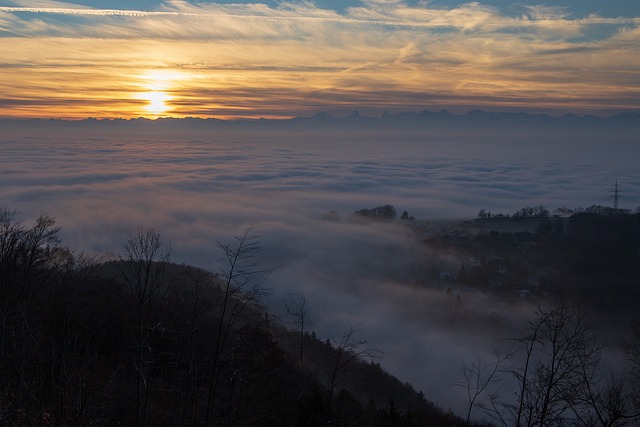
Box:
[478, 204, 640, 220]
[535, 211, 640, 308]
[354, 204, 398, 219]
[448, 211, 640, 310]
[478, 205, 550, 219]
[0, 208, 467, 426]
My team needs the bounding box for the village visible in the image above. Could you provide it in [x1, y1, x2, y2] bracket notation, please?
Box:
[410, 201, 640, 311]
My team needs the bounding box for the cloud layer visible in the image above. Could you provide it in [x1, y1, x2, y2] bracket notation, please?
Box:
[1, 122, 638, 415]
[0, 0, 638, 118]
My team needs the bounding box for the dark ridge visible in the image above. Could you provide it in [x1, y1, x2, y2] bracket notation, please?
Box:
[2, 109, 639, 129]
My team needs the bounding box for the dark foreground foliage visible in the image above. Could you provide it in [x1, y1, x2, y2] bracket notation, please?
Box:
[436, 211, 640, 313]
[0, 208, 469, 426]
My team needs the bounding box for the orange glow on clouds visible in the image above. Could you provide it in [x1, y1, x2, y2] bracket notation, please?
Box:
[0, 3, 638, 119]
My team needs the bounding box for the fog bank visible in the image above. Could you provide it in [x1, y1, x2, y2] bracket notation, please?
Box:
[1, 122, 638, 415]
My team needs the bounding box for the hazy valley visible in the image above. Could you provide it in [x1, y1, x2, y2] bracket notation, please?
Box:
[1, 116, 639, 424]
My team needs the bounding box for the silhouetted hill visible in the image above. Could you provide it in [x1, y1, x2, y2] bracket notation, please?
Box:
[0, 208, 472, 426]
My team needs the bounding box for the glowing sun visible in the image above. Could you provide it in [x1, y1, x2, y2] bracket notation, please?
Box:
[141, 90, 171, 115]
[135, 70, 188, 116]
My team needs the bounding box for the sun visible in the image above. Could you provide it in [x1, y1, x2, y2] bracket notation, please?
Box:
[134, 70, 188, 117]
[141, 91, 171, 115]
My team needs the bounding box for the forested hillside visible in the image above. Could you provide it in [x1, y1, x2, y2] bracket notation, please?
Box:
[0, 208, 470, 426]
[425, 210, 640, 313]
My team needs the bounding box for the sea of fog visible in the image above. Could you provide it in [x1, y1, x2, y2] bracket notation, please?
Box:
[1, 123, 638, 416]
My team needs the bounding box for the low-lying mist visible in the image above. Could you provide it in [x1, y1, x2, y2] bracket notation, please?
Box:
[1, 122, 638, 417]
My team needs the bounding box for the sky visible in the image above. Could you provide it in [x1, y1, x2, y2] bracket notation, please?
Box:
[1, 0, 638, 119]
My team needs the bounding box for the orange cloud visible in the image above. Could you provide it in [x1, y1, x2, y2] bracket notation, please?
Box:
[0, 2, 638, 118]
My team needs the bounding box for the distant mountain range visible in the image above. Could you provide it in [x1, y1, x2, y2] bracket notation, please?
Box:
[2, 109, 640, 129]
[292, 109, 640, 127]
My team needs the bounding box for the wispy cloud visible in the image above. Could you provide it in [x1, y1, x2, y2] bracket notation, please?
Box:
[0, 0, 638, 118]
[2, 1, 638, 33]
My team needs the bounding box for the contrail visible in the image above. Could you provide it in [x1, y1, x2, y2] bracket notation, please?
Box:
[0, 5, 457, 28]
[0, 6, 161, 16]
[0, 6, 637, 29]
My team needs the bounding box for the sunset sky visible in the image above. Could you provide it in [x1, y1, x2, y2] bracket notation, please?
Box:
[1, 0, 638, 119]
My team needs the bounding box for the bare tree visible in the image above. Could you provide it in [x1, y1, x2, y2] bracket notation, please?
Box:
[0, 209, 61, 292]
[626, 323, 640, 392]
[0, 207, 24, 285]
[19, 214, 60, 292]
[117, 227, 171, 427]
[204, 222, 275, 425]
[619, 323, 640, 424]
[454, 300, 640, 427]
[285, 292, 307, 374]
[483, 300, 640, 427]
[119, 227, 171, 310]
[178, 268, 211, 426]
[455, 351, 510, 426]
[575, 373, 639, 427]
[322, 325, 382, 403]
[0, 213, 100, 425]
[507, 302, 601, 426]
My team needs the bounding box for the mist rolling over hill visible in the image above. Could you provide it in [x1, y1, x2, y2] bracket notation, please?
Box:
[2, 115, 639, 421]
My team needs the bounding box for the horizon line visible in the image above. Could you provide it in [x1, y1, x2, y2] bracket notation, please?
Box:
[2, 108, 639, 123]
